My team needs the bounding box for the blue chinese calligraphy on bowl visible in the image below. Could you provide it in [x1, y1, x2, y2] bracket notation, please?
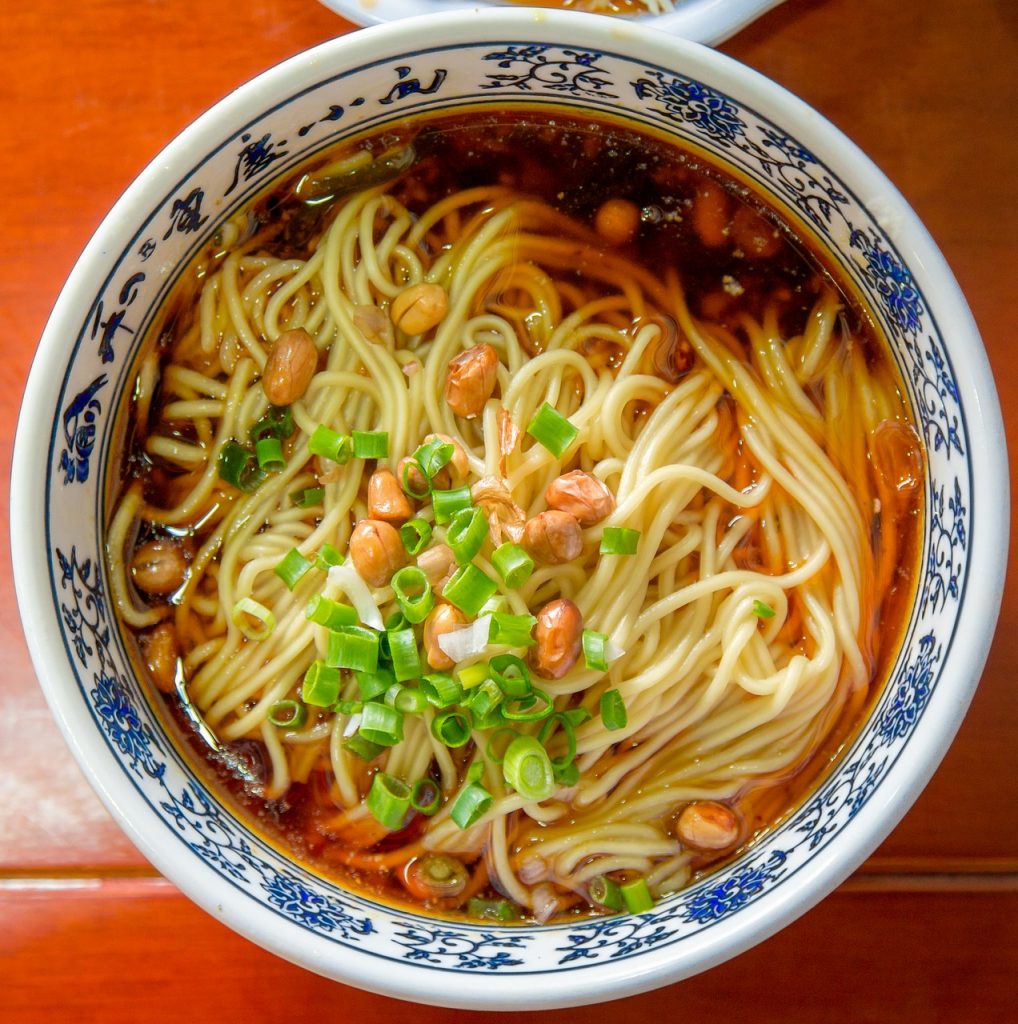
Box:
[10, 9, 1007, 1010]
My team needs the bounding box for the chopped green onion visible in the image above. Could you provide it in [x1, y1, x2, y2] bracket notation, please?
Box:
[526, 402, 578, 458]
[301, 661, 341, 707]
[394, 686, 429, 714]
[231, 597, 276, 639]
[450, 781, 492, 829]
[386, 610, 409, 632]
[753, 599, 776, 619]
[489, 654, 531, 697]
[443, 564, 499, 616]
[305, 594, 358, 630]
[255, 436, 284, 471]
[410, 778, 441, 816]
[600, 689, 627, 731]
[218, 440, 267, 493]
[456, 661, 490, 690]
[489, 612, 537, 648]
[485, 726, 520, 764]
[600, 527, 640, 555]
[420, 673, 464, 708]
[588, 875, 624, 911]
[366, 771, 411, 831]
[289, 486, 325, 508]
[390, 566, 434, 624]
[388, 627, 422, 682]
[465, 760, 486, 785]
[400, 518, 433, 556]
[355, 665, 396, 702]
[374, 631, 391, 666]
[249, 405, 294, 443]
[553, 761, 580, 786]
[431, 709, 473, 747]
[503, 687, 554, 722]
[308, 424, 353, 464]
[400, 458, 431, 500]
[502, 735, 556, 802]
[463, 677, 503, 722]
[351, 430, 389, 459]
[267, 700, 307, 729]
[218, 440, 251, 488]
[414, 437, 455, 479]
[447, 506, 489, 566]
[342, 734, 385, 762]
[274, 548, 314, 590]
[561, 706, 593, 728]
[432, 486, 472, 525]
[620, 877, 654, 914]
[326, 626, 380, 674]
[491, 542, 535, 588]
[470, 705, 504, 731]
[315, 543, 344, 570]
[468, 897, 522, 922]
[538, 711, 578, 767]
[582, 630, 611, 672]
[359, 701, 404, 747]
[334, 698, 363, 715]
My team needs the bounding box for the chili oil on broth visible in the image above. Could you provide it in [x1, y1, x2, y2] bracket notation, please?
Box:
[105, 107, 924, 925]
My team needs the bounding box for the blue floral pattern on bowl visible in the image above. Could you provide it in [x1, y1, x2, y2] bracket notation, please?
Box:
[39, 38, 971, 979]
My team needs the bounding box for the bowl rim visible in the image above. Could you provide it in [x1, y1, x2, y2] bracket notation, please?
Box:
[316, 0, 786, 44]
[11, 8, 1009, 1009]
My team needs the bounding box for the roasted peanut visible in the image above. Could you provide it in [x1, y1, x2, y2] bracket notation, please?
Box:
[676, 801, 741, 851]
[545, 471, 615, 527]
[397, 456, 433, 497]
[730, 205, 783, 259]
[424, 432, 469, 481]
[531, 598, 583, 679]
[594, 198, 641, 246]
[692, 180, 730, 249]
[423, 602, 468, 670]
[131, 538, 190, 595]
[522, 510, 583, 564]
[349, 519, 406, 588]
[261, 327, 318, 405]
[367, 469, 413, 523]
[390, 283, 449, 335]
[144, 622, 179, 693]
[445, 343, 499, 419]
[417, 543, 457, 590]
[411, 461, 452, 491]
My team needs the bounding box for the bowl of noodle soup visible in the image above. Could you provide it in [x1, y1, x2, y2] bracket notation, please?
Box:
[12, 9, 1006, 1009]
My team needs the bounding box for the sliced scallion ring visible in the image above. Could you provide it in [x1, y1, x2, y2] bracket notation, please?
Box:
[231, 597, 276, 640]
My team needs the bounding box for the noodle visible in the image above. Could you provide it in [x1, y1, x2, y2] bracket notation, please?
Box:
[107, 111, 922, 922]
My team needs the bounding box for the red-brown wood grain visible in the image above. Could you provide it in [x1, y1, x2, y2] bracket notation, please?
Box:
[1, 0, 1015, 1018]
[2, 881, 1016, 1022]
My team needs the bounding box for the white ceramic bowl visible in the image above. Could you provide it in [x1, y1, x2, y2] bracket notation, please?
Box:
[318, 0, 784, 43]
[11, 9, 1007, 1010]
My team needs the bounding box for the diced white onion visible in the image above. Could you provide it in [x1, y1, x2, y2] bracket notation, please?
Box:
[328, 562, 384, 630]
[437, 614, 492, 663]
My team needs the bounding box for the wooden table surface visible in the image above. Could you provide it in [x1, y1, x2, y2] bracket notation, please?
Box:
[1, 0, 1015, 1019]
